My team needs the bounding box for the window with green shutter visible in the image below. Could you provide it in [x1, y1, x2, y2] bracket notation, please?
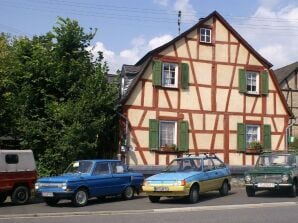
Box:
[180, 63, 189, 89]
[149, 119, 159, 150]
[178, 121, 189, 152]
[262, 124, 272, 152]
[152, 60, 162, 86]
[237, 123, 246, 152]
[261, 71, 269, 95]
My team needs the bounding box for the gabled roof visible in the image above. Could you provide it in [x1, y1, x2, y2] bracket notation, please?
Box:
[121, 10, 273, 104]
[136, 10, 272, 68]
[274, 61, 298, 84]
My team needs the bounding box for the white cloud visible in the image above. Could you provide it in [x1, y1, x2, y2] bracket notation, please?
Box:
[148, 34, 173, 50]
[89, 34, 173, 73]
[87, 42, 114, 60]
[174, 0, 197, 23]
[236, 2, 298, 68]
[153, 0, 169, 6]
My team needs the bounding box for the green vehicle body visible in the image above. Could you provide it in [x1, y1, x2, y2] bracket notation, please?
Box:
[244, 152, 298, 197]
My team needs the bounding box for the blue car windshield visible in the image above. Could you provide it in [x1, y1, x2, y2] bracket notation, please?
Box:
[164, 159, 202, 172]
[64, 161, 93, 174]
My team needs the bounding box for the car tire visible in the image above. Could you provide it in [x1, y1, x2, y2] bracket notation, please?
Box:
[72, 188, 88, 207]
[246, 186, 255, 197]
[11, 186, 30, 205]
[122, 186, 134, 200]
[289, 183, 297, 198]
[44, 198, 59, 206]
[0, 193, 7, 204]
[188, 185, 199, 204]
[148, 196, 160, 203]
[219, 181, 229, 196]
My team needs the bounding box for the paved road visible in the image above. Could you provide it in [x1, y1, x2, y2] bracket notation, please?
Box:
[1, 188, 298, 222]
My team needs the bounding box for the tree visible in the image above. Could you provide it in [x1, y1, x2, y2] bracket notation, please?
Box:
[0, 18, 119, 176]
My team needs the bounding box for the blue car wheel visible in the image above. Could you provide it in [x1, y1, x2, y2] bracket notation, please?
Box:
[122, 186, 134, 200]
[72, 188, 88, 207]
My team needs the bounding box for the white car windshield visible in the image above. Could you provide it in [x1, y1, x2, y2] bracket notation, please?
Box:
[164, 159, 201, 172]
[64, 161, 93, 174]
[257, 155, 293, 167]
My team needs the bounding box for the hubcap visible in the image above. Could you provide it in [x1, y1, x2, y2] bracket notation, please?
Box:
[76, 191, 87, 204]
[125, 187, 133, 198]
[17, 190, 26, 201]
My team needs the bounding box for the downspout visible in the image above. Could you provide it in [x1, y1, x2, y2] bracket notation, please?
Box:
[286, 117, 296, 151]
[116, 111, 129, 162]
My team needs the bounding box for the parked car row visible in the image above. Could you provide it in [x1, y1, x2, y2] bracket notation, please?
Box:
[1, 150, 298, 207]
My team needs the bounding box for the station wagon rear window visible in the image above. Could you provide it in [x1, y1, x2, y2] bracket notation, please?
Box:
[5, 154, 19, 164]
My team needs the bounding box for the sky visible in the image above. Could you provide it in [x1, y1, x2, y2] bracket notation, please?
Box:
[1, 0, 298, 73]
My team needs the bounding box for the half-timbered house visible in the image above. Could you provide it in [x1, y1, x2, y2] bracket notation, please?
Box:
[119, 11, 292, 166]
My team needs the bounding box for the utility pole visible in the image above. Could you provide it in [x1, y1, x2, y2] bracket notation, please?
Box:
[178, 10, 181, 35]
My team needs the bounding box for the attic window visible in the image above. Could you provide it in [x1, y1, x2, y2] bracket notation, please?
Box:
[200, 28, 212, 43]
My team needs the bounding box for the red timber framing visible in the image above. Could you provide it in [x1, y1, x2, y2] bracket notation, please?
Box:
[121, 11, 291, 166]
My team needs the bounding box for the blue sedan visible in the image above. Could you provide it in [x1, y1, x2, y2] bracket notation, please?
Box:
[35, 160, 144, 207]
[143, 154, 231, 203]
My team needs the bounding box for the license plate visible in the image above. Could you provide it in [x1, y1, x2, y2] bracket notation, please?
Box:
[154, 186, 169, 192]
[257, 183, 275, 188]
[42, 192, 54, 197]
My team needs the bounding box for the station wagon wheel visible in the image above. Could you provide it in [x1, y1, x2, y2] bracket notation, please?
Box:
[44, 198, 59, 206]
[289, 183, 297, 198]
[11, 186, 30, 205]
[122, 186, 134, 200]
[188, 185, 199, 204]
[219, 181, 229, 196]
[72, 188, 88, 207]
[0, 193, 7, 204]
[246, 186, 255, 197]
[148, 196, 160, 203]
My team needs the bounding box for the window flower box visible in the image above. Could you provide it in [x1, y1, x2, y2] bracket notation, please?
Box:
[246, 141, 263, 154]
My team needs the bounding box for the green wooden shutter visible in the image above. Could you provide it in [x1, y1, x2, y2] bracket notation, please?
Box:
[239, 69, 246, 93]
[180, 63, 189, 89]
[261, 71, 269, 95]
[178, 121, 189, 152]
[237, 123, 246, 152]
[149, 119, 159, 150]
[152, 60, 162, 86]
[262, 124, 272, 152]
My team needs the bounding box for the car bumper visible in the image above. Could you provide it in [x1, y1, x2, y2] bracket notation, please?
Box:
[245, 183, 292, 189]
[36, 190, 74, 199]
[142, 185, 190, 197]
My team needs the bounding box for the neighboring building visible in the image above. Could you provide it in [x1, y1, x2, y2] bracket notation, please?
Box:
[274, 62, 298, 136]
[119, 11, 292, 167]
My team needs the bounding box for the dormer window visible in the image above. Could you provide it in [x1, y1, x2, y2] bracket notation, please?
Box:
[200, 28, 212, 43]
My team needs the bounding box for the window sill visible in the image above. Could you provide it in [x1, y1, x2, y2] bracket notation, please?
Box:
[155, 86, 179, 91]
[246, 92, 260, 96]
[199, 42, 214, 46]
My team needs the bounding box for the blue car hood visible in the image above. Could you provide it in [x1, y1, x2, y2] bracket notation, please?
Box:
[147, 171, 200, 181]
[38, 173, 87, 183]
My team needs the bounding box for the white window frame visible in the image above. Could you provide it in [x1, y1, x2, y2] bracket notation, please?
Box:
[162, 63, 178, 88]
[246, 125, 260, 147]
[200, 28, 212, 43]
[159, 121, 177, 147]
[246, 71, 259, 94]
